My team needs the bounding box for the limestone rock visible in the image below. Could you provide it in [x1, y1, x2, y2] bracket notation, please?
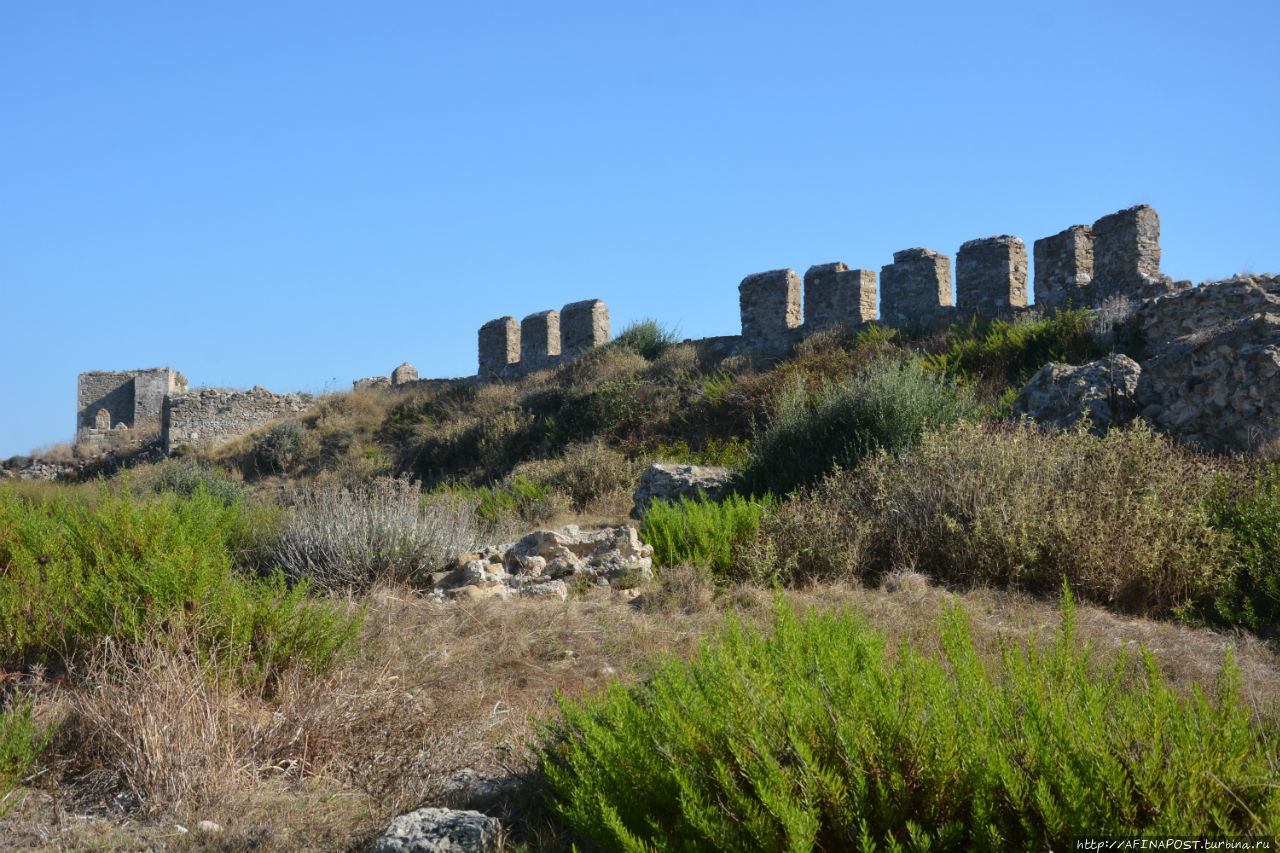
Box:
[370, 807, 501, 853]
[1136, 313, 1280, 452]
[1013, 355, 1142, 433]
[430, 525, 652, 604]
[439, 770, 522, 811]
[631, 463, 737, 519]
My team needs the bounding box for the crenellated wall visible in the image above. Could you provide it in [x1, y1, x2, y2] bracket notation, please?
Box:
[736, 204, 1171, 342]
[476, 299, 610, 378]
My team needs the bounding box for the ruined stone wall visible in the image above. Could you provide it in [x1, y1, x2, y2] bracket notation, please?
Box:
[78, 371, 136, 433]
[164, 387, 307, 454]
[733, 204, 1175, 345]
[77, 368, 187, 440]
[476, 299, 610, 378]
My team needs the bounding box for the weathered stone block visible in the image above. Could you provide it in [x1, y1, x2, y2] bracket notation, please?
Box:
[521, 309, 561, 370]
[880, 249, 952, 329]
[803, 263, 877, 330]
[560, 299, 610, 357]
[740, 268, 802, 348]
[477, 317, 520, 377]
[1033, 224, 1094, 312]
[391, 362, 418, 386]
[957, 235, 1027, 317]
[1092, 205, 1161, 300]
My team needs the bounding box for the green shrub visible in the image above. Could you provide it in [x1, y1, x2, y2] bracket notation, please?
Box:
[0, 485, 361, 685]
[543, 442, 641, 510]
[924, 308, 1100, 389]
[0, 695, 55, 816]
[435, 475, 559, 526]
[1206, 463, 1280, 632]
[408, 408, 549, 485]
[748, 421, 1232, 611]
[151, 461, 243, 505]
[640, 494, 774, 577]
[737, 359, 975, 497]
[254, 420, 306, 473]
[540, 588, 1279, 851]
[611, 318, 680, 361]
[269, 476, 485, 589]
[647, 435, 751, 469]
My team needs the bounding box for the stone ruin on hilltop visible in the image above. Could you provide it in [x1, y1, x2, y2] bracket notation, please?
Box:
[63, 204, 1280, 462]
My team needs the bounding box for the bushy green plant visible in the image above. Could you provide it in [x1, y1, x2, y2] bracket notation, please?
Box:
[543, 441, 641, 509]
[648, 435, 751, 469]
[408, 407, 549, 486]
[640, 494, 774, 577]
[611, 318, 681, 361]
[925, 308, 1100, 391]
[941, 308, 1097, 374]
[151, 461, 243, 505]
[748, 420, 1232, 611]
[737, 359, 975, 496]
[254, 420, 306, 473]
[0, 484, 360, 685]
[540, 588, 1279, 851]
[435, 475, 557, 525]
[0, 695, 55, 816]
[1206, 463, 1280, 632]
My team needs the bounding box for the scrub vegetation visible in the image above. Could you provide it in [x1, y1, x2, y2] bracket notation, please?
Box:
[1, 314, 1277, 849]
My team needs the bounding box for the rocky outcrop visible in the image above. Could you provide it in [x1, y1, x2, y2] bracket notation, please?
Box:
[1136, 274, 1280, 346]
[631, 463, 737, 519]
[430, 525, 654, 603]
[1135, 313, 1280, 452]
[438, 770, 522, 812]
[370, 807, 501, 853]
[1013, 355, 1142, 433]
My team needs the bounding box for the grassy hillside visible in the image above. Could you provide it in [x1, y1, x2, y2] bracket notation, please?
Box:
[1, 311, 1277, 849]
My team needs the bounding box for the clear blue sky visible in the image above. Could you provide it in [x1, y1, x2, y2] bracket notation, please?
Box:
[2, 0, 1277, 458]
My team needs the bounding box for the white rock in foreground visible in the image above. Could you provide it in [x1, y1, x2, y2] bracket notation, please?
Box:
[370, 807, 501, 853]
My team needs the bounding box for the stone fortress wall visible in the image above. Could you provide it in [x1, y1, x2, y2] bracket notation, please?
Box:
[76, 368, 188, 452]
[162, 387, 307, 455]
[734, 204, 1172, 351]
[75, 370, 304, 456]
[73, 203, 1278, 458]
